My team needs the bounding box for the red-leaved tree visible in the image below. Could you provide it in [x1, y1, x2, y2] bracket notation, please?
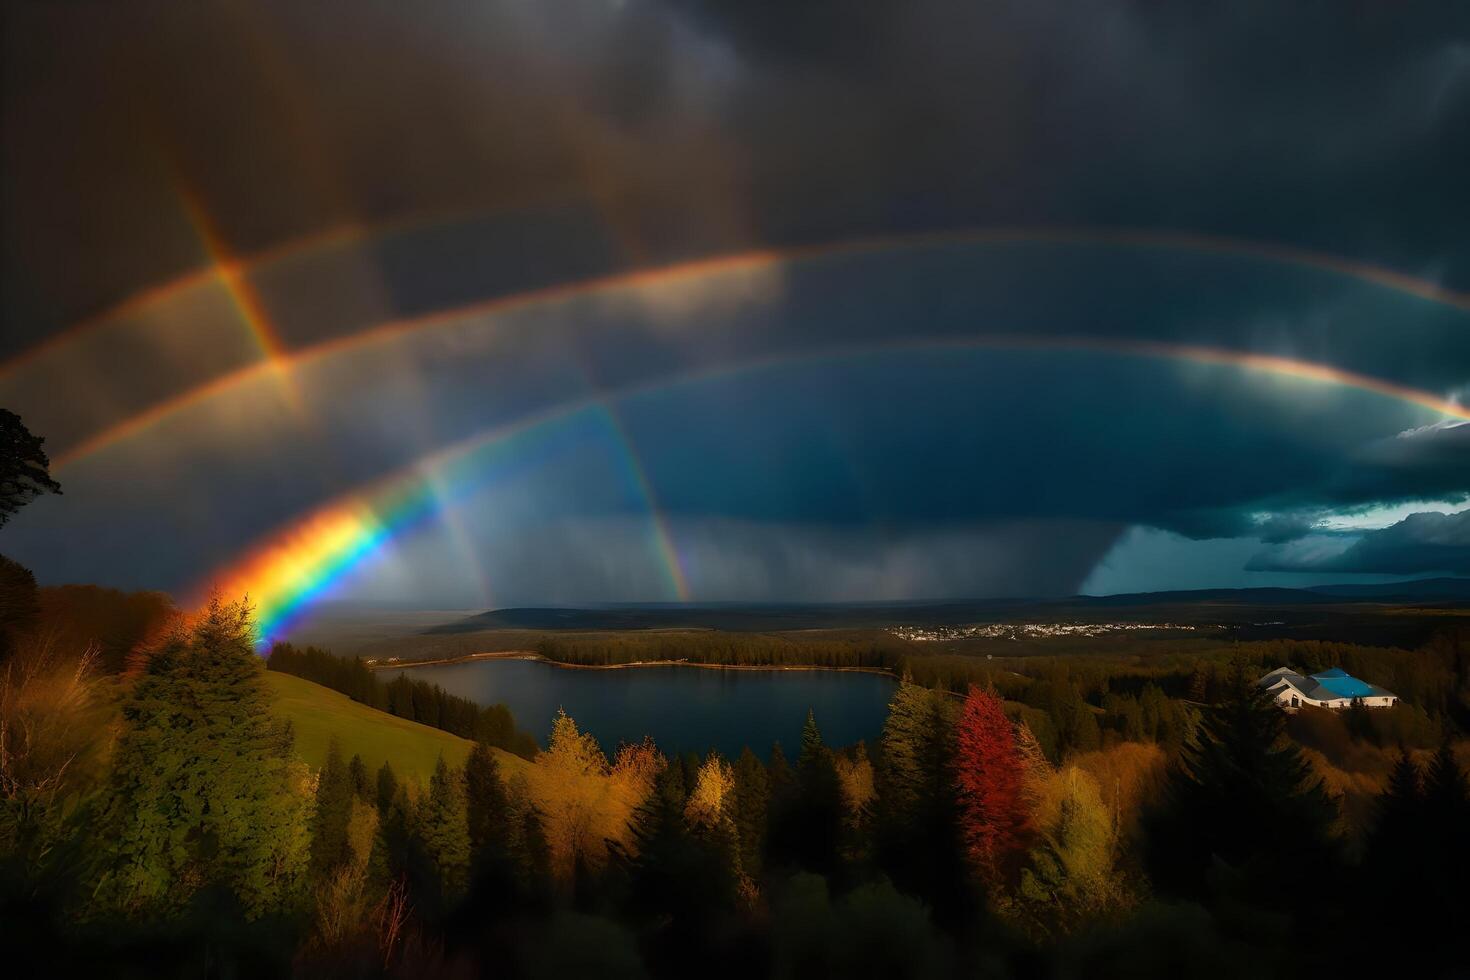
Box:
[954, 685, 1029, 884]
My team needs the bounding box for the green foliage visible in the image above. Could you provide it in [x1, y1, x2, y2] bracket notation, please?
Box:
[872, 678, 972, 928]
[375, 761, 398, 812]
[93, 597, 310, 920]
[464, 740, 509, 862]
[616, 762, 738, 929]
[536, 630, 908, 670]
[732, 747, 769, 877]
[416, 756, 471, 900]
[1015, 768, 1129, 935]
[346, 753, 369, 800]
[309, 738, 354, 880]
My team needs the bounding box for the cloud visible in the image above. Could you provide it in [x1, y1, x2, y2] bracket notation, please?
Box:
[339, 515, 1123, 606]
[5, 0, 1468, 355]
[1248, 510, 1470, 574]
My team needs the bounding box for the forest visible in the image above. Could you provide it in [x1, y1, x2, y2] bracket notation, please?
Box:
[2, 563, 1469, 978]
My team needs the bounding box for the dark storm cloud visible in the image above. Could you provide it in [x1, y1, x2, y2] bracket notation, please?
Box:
[3, 1, 1467, 602]
[4, 0, 1467, 355]
[1322, 421, 1470, 503]
[1248, 510, 1470, 574]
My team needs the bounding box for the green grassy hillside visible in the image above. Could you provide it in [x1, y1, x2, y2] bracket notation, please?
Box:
[265, 671, 531, 785]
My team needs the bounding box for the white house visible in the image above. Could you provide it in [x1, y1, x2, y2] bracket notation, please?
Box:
[1257, 666, 1398, 711]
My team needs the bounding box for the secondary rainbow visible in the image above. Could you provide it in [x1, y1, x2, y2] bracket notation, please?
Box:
[46, 225, 1470, 471]
[204, 335, 1470, 647]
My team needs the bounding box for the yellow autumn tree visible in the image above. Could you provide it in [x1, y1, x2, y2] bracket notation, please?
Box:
[840, 746, 870, 822]
[1011, 766, 1133, 936]
[529, 711, 658, 882]
[685, 755, 736, 830]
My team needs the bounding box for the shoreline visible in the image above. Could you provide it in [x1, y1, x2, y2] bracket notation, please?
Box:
[367, 650, 899, 679]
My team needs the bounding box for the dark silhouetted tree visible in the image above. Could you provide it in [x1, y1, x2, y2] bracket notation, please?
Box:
[1144, 672, 1339, 913]
[375, 760, 398, 813]
[347, 753, 370, 801]
[0, 554, 39, 665]
[732, 747, 769, 877]
[771, 710, 843, 875]
[465, 741, 508, 863]
[0, 410, 61, 528]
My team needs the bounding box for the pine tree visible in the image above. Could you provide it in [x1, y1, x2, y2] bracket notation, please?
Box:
[773, 710, 843, 874]
[873, 678, 971, 928]
[618, 762, 736, 932]
[767, 742, 794, 801]
[417, 755, 471, 901]
[732, 747, 769, 877]
[347, 753, 370, 801]
[376, 761, 398, 813]
[94, 597, 310, 918]
[1422, 742, 1470, 895]
[503, 772, 550, 887]
[310, 738, 355, 880]
[1143, 671, 1339, 911]
[953, 686, 1028, 884]
[465, 741, 508, 862]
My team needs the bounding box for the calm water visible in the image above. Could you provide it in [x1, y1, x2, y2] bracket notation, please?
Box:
[395, 659, 896, 759]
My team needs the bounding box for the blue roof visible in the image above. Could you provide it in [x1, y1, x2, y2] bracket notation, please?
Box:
[1310, 671, 1374, 698]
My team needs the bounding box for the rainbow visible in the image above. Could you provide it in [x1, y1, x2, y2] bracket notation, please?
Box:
[174, 183, 292, 365]
[205, 335, 1469, 646]
[219, 401, 689, 644]
[42, 224, 1470, 471]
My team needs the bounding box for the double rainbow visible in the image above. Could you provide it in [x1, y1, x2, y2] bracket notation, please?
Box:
[205, 335, 1468, 646]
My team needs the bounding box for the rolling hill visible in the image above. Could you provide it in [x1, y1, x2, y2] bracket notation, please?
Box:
[265, 671, 531, 785]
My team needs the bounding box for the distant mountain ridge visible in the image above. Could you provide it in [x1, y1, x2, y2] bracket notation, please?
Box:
[422, 578, 1470, 634]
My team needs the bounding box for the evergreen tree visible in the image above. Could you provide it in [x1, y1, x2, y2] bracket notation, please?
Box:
[767, 741, 794, 801]
[732, 747, 769, 877]
[0, 409, 62, 528]
[1369, 750, 1422, 850]
[94, 597, 310, 918]
[503, 773, 551, 887]
[774, 710, 843, 875]
[1143, 672, 1339, 912]
[310, 738, 354, 880]
[1356, 749, 1464, 974]
[872, 678, 971, 927]
[375, 760, 399, 813]
[417, 756, 472, 902]
[347, 753, 370, 801]
[1421, 741, 1470, 898]
[616, 762, 736, 949]
[465, 741, 509, 863]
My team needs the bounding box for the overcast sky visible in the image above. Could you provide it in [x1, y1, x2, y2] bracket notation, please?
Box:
[2, 0, 1466, 607]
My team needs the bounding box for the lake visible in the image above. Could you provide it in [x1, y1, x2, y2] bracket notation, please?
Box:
[394, 658, 897, 760]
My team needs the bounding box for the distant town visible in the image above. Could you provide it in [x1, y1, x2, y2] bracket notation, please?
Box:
[890, 621, 1207, 641]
